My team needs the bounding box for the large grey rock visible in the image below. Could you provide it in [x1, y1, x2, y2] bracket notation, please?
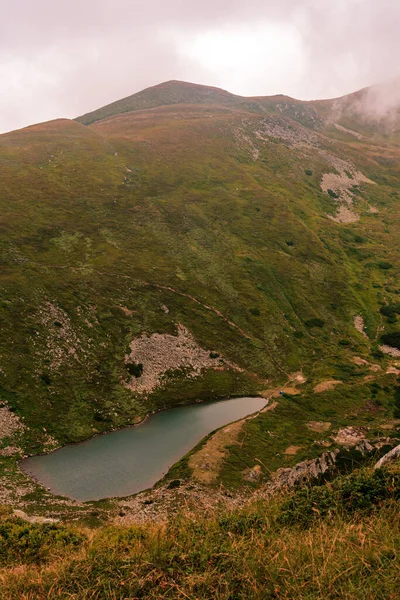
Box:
[272, 449, 340, 490]
[270, 439, 377, 491]
[374, 444, 400, 470]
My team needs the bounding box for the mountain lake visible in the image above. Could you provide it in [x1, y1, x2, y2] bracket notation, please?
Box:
[21, 396, 266, 501]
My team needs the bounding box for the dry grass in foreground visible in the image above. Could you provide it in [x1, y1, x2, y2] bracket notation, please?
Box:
[0, 466, 400, 599]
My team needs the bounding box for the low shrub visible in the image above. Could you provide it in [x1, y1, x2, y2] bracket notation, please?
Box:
[327, 189, 340, 199]
[278, 467, 400, 528]
[0, 520, 85, 566]
[126, 362, 143, 378]
[305, 318, 325, 328]
[381, 332, 400, 350]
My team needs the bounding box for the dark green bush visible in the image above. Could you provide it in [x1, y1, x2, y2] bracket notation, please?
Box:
[249, 308, 260, 317]
[305, 169, 313, 176]
[305, 318, 325, 328]
[218, 514, 265, 535]
[126, 362, 143, 378]
[378, 261, 394, 270]
[293, 331, 304, 338]
[381, 332, 400, 350]
[209, 352, 220, 359]
[39, 373, 52, 386]
[167, 479, 181, 490]
[327, 189, 340, 199]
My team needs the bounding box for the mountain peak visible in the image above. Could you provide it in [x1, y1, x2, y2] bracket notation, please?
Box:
[76, 80, 241, 126]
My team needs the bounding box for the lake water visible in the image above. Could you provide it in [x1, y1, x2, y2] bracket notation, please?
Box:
[21, 396, 266, 502]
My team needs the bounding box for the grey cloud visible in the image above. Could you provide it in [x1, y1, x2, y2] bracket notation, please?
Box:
[1, 0, 400, 132]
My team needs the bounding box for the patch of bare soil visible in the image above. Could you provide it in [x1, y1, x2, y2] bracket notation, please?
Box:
[115, 483, 251, 526]
[333, 123, 363, 139]
[353, 356, 381, 371]
[285, 445, 303, 456]
[320, 152, 375, 201]
[333, 427, 366, 446]
[0, 446, 22, 457]
[189, 397, 267, 483]
[125, 324, 234, 394]
[0, 407, 25, 441]
[291, 371, 307, 384]
[119, 306, 135, 316]
[363, 375, 375, 382]
[282, 386, 301, 395]
[353, 356, 369, 366]
[320, 152, 375, 222]
[38, 302, 83, 369]
[354, 315, 368, 337]
[313, 380, 343, 393]
[380, 345, 400, 358]
[189, 420, 245, 484]
[307, 421, 332, 433]
[387, 365, 400, 375]
[329, 205, 359, 224]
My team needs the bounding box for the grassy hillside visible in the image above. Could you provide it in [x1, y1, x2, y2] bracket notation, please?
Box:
[76, 80, 244, 125]
[1, 82, 400, 503]
[1, 464, 400, 598]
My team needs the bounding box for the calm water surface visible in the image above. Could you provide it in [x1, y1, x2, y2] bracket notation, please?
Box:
[21, 396, 266, 501]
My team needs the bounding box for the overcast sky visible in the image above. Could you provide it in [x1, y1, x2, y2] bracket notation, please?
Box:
[1, 0, 400, 133]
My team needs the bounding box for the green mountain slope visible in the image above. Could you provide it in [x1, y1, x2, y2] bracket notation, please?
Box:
[76, 80, 244, 125]
[1, 81, 400, 490]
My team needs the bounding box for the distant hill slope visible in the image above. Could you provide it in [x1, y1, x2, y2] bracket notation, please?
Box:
[1, 80, 400, 488]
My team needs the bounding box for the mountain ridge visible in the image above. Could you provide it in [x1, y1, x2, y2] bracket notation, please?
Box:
[75, 79, 400, 131]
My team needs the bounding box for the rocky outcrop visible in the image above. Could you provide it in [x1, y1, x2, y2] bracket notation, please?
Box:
[270, 439, 375, 491]
[374, 444, 400, 470]
[125, 324, 233, 394]
[13, 510, 59, 524]
[271, 449, 340, 490]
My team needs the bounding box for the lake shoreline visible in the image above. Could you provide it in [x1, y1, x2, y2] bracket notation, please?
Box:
[18, 395, 268, 504]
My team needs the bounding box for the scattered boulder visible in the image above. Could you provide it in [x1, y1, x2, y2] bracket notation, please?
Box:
[374, 444, 400, 470]
[13, 510, 59, 524]
[333, 427, 366, 446]
[243, 464, 263, 482]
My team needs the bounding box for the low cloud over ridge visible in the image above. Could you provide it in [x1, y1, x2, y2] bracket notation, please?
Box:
[1, 0, 400, 132]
